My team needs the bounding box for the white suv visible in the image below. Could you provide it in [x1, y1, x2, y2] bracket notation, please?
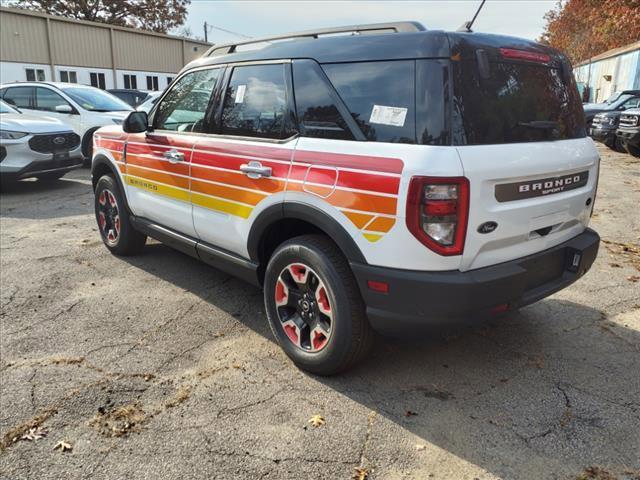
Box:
[91, 23, 600, 375]
[0, 82, 132, 160]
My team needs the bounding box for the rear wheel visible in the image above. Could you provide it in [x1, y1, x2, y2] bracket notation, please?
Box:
[264, 235, 373, 375]
[94, 174, 146, 255]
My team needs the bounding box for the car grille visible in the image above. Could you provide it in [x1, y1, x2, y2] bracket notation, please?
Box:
[591, 116, 604, 127]
[619, 114, 639, 128]
[28, 132, 80, 153]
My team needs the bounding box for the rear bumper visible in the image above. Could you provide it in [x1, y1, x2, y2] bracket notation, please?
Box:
[616, 128, 640, 147]
[351, 228, 600, 334]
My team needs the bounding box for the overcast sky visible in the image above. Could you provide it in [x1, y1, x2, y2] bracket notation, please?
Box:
[181, 0, 558, 44]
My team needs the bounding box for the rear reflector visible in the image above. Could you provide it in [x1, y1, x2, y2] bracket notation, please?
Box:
[499, 48, 550, 64]
[491, 303, 509, 315]
[367, 280, 389, 294]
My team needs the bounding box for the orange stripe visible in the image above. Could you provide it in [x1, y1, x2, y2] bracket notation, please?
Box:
[117, 163, 126, 173]
[126, 153, 190, 177]
[191, 165, 284, 194]
[126, 165, 189, 190]
[191, 179, 266, 206]
[342, 211, 374, 229]
[287, 183, 397, 215]
[366, 216, 396, 233]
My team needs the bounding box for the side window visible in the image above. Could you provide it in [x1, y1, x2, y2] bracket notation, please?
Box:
[3, 86, 33, 109]
[35, 87, 70, 112]
[323, 61, 416, 144]
[292, 60, 354, 141]
[220, 64, 288, 139]
[153, 68, 220, 132]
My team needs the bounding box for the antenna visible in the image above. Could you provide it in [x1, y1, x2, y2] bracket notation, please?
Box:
[457, 0, 487, 32]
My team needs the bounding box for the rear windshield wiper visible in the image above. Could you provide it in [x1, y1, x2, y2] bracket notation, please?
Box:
[516, 120, 559, 130]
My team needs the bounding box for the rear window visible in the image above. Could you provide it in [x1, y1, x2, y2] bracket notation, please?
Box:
[323, 60, 416, 144]
[452, 60, 585, 145]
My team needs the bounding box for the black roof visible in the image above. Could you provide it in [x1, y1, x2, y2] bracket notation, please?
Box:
[185, 29, 564, 70]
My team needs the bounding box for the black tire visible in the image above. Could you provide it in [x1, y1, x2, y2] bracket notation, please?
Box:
[613, 137, 627, 153]
[625, 142, 640, 158]
[263, 234, 374, 375]
[36, 171, 65, 181]
[94, 174, 146, 255]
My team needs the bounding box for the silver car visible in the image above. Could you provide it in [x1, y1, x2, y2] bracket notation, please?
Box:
[0, 100, 83, 185]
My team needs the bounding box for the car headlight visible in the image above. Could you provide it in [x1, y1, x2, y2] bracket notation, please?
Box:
[604, 117, 617, 126]
[0, 130, 28, 139]
[111, 118, 123, 125]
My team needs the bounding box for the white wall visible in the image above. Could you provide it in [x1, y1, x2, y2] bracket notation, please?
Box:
[1, 61, 175, 92]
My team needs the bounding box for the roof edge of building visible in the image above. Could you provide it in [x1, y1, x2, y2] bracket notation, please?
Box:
[575, 40, 640, 67]
[0, 6, 212, 47]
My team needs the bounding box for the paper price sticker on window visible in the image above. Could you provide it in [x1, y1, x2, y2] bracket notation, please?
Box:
[235, 85, 247, 104]
[369, 105, 407, 127]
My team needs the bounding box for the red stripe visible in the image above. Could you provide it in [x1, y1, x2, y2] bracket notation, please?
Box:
[294, 150, 403, 174]
[191, 151, 291, 178]
[127, 143, 191, 156]
[195, 140, 292, 162]
[289, 165, 400, 194]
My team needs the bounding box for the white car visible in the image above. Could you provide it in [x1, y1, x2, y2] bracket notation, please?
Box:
[136, 91, 162, 114]
[0, 100, 83, 184]
[0, 82, 132, 160]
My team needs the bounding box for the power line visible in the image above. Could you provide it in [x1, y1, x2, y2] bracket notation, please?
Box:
[203, 22, 251, 42]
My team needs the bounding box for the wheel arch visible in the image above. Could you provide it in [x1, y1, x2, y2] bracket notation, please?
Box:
[248, 202, 367, 282]
[91, 154, 131, 211]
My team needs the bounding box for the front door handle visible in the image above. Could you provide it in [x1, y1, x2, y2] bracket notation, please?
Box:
[163, 148, 185, 164]
[240, 161, 272, 179]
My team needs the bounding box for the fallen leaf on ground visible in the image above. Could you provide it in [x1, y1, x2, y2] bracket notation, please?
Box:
[308, 415, 325, 428]
[353, 467, 370, 480]
[628, 275, 640, 283]
[21, 427, 47, 441]
[53, 440, 72, 452]
[609, 263, 622, 268]
[415, 444, 427, 451]
[404, 410, 418, 417]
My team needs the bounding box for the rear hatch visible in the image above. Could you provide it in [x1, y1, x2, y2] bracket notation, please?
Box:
[448, 35, 598, 271]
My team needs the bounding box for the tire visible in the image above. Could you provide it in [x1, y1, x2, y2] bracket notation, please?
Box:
[36, 171, 65, 181]
[263, 234, 373, 375]
[625, 142, 640, 158]
[94, 174, 146, 255]
[613, 137, 627, 153]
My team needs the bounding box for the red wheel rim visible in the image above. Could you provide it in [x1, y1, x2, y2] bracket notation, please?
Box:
[97, 189, 120, 246]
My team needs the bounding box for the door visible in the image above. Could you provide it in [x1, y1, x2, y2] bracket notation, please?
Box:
[33, 86, 82, 133]
[191, 62, 297, 256]
[124, 67, 222, 237]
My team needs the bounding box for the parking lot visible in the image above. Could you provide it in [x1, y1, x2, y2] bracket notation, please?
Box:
[0, 144, 638, 480]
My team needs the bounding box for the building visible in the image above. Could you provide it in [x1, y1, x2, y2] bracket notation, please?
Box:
[0, 7, 210, 92]
[573, 40, 640, 103]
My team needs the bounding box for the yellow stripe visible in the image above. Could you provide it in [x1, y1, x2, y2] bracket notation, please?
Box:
[191, 192, 253, 219]
[362, 233, 383, 242]
[124, 175, 190, 202]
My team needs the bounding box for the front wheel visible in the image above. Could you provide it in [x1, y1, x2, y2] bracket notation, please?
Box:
[263, 235, 373, 375]
[625, 142, 640, 158]
[94, 174, 146, 255]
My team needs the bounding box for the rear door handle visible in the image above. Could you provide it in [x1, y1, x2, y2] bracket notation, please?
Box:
[240, 161, 272, 179]
[163, 148, 185, 164]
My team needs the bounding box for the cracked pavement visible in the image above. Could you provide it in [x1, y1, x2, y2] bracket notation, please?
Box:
[1, 144, 639, 480]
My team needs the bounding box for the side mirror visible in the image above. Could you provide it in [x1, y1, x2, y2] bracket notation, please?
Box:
[123, 111, 148, 133]
[55, 104, 73, 113]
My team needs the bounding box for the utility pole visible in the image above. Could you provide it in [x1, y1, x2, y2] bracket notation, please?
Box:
[204, 21, 208, 43]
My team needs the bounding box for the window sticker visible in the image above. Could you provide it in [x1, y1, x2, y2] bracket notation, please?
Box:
[369, 105, 407, 127]
[235, 84, 246, 103]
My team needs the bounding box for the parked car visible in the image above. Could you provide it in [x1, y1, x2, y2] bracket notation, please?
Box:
[108, 89, 149, 108]
[0, 99, 83, 185]
[0, 82, 132, 160]
[589, 111, 626, 152]
[91, 22, 600, 375]
[583, 90, 640, 128]
[136, 91, 162, 113]
[616, 107, 640, 157]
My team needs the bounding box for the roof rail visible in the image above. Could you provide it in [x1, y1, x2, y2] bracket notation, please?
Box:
[204, 21, 426, 57]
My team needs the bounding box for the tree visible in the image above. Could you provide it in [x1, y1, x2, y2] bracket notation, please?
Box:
[540, 0, 640, 64]
[10, 0, 191, 33]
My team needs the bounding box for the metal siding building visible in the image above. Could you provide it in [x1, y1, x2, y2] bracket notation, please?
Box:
[0, 7, 210, 91]
[574, 41, 640, 103]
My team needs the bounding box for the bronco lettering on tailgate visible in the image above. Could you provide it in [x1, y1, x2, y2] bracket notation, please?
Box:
[495, 171, 589, 202]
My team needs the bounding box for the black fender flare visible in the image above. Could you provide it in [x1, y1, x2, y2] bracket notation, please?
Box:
[247, 202, 367, 265]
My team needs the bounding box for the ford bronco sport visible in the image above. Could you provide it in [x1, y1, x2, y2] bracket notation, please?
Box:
[91, 22, 600, 375]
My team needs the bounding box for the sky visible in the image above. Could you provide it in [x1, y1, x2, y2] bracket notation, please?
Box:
[180, 0, 558, 44]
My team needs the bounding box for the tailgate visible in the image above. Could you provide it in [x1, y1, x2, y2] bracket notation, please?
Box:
[457, 138, 599, 271]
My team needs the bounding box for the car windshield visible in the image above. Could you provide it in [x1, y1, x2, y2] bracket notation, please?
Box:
[0, 100, 19, 114]
[606, 94, 633, 110]
[604, 92, 624, 104]
[61, 87, 132, 112]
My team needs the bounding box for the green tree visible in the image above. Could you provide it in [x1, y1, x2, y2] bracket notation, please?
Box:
[10, 0, 191, 33]
[540, 0, 640, 64]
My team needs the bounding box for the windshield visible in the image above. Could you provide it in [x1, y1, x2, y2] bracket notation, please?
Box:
[61, 87, 132, 112]
[0, 100, 19, 114]
[452, 60, 585, 145]
[606, 94, 633, 110]
[605, 92, 623, 104]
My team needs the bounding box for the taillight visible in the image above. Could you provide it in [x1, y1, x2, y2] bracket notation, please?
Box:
[406, 176, 470, 256]
[499, 48, 550, 64]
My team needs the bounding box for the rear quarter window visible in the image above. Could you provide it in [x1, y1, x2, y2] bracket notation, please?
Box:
[322, 60, 416, 144]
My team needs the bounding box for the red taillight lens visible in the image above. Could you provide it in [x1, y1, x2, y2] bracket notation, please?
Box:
[406, 176, 470, 256]
[499, 48, 550, 64]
